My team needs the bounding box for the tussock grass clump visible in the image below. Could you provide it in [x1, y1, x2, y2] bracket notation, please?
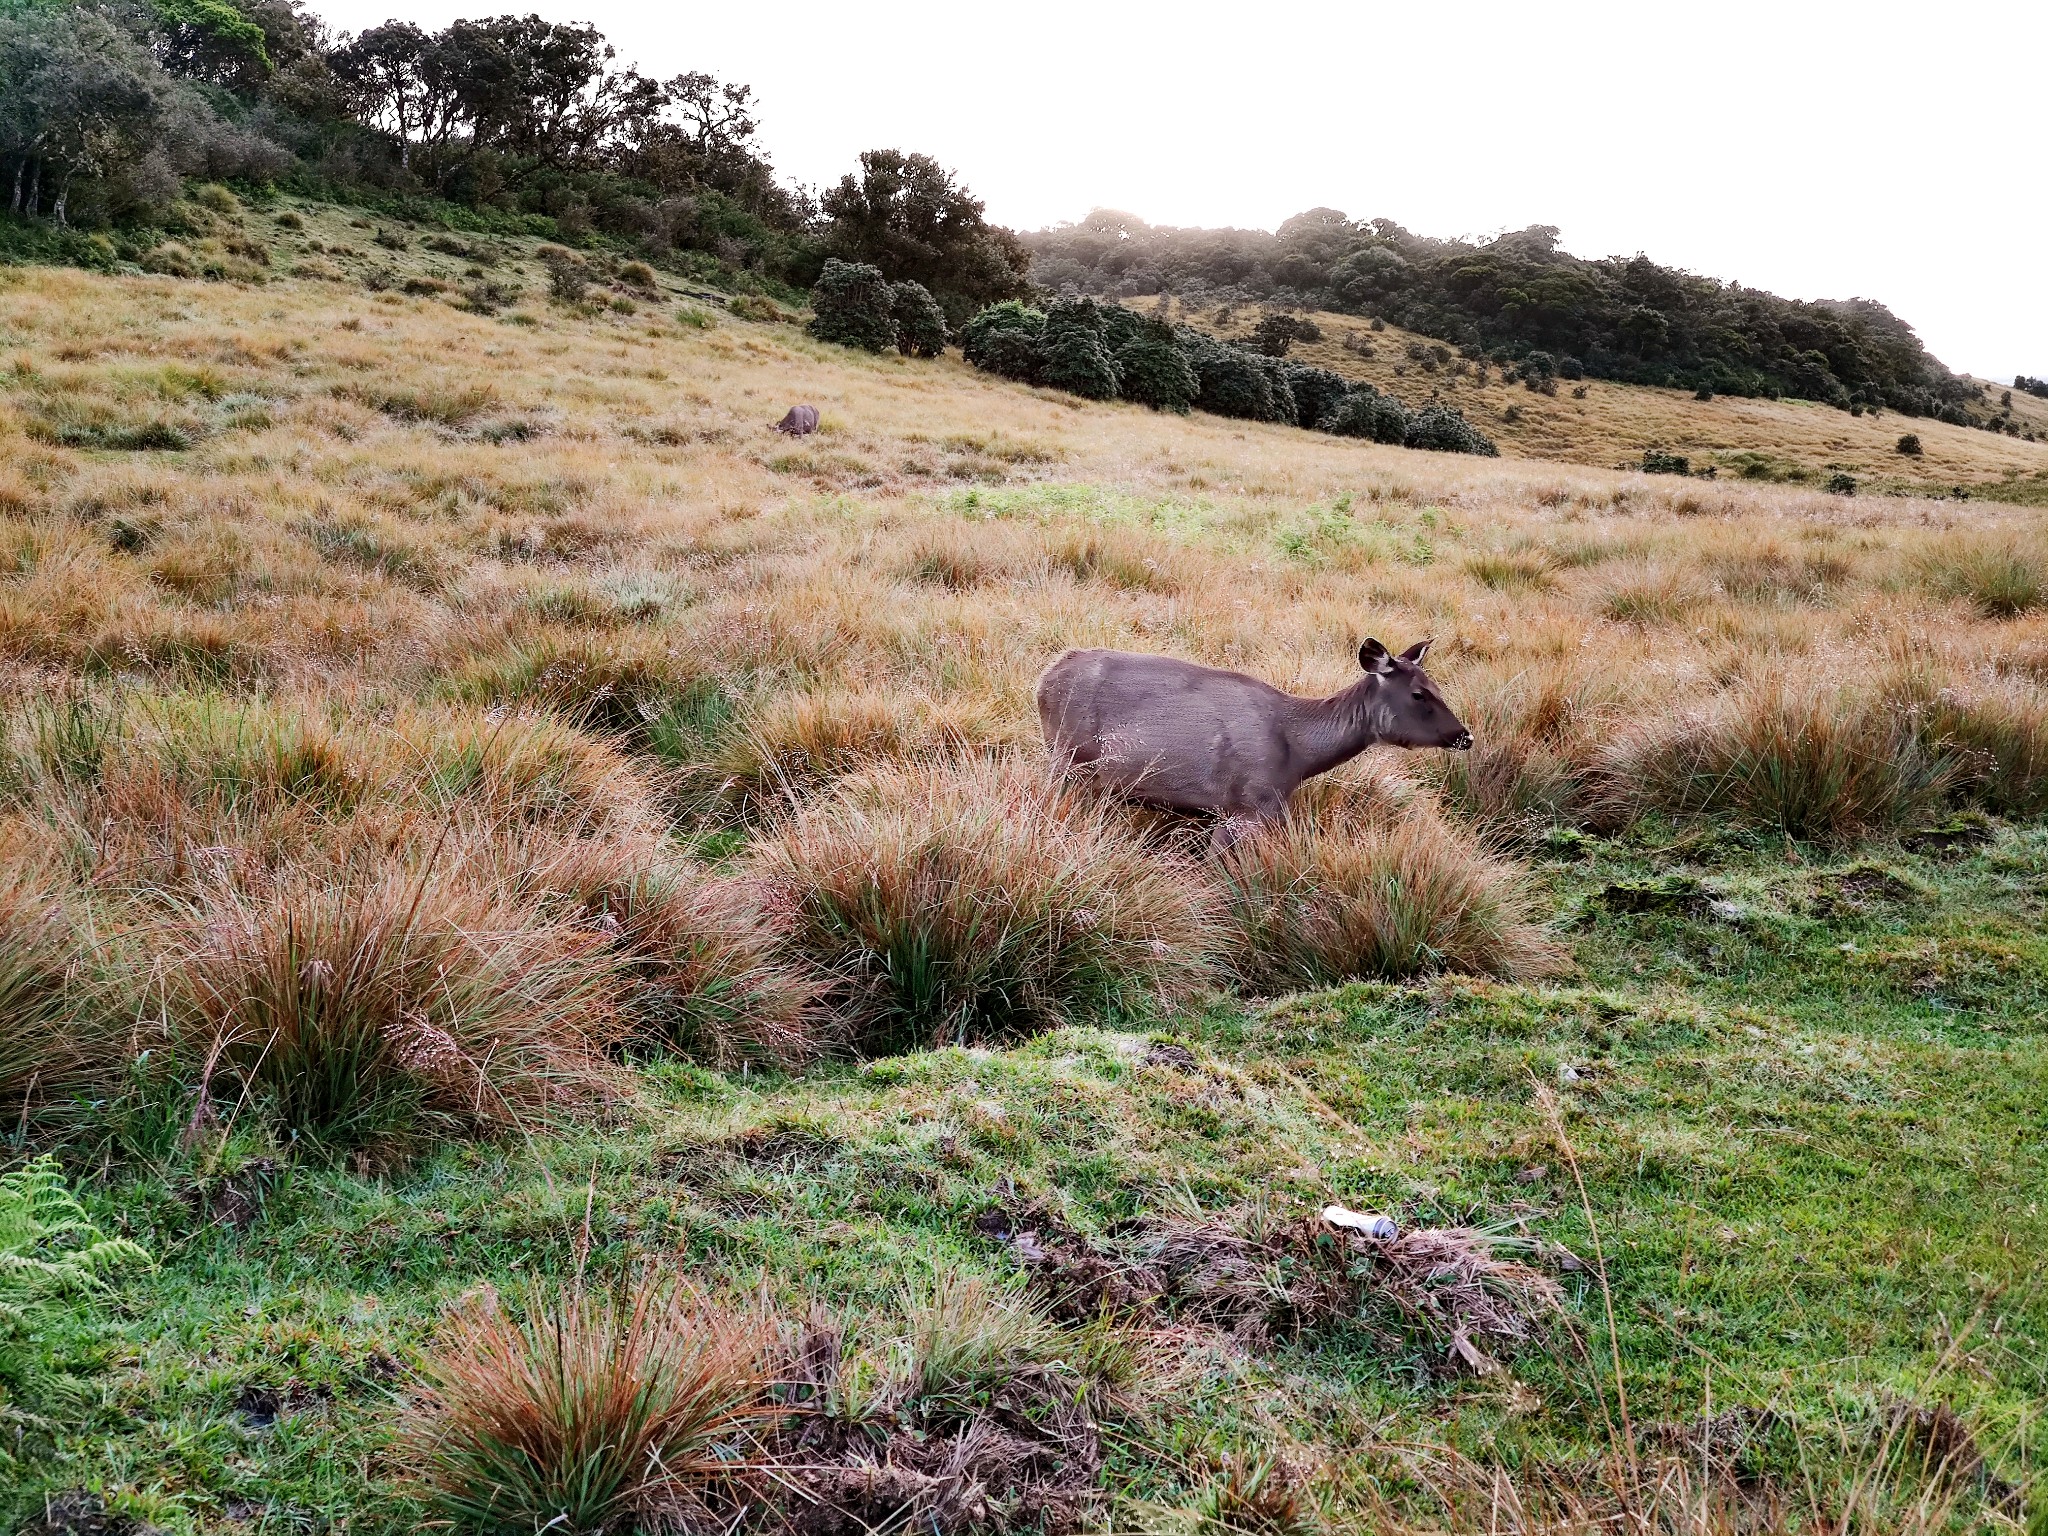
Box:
[716, 687, 1003, 811]
[533, 841, 825, 1067]
[1597, 561, 1712, 626]
[752, 757, 1215, 1054]
[446, 634, 687, 740]
[1596, 678, 1954, 844]
[0, 873, 87, 1108]
[411, 1280, 772, 1536]
[1464, 549, 1555, 592]
[1218, 805, 1563, 992]
[1920, 538, 2047, 618]
[1429, 660, 1633, 836]
[182, 868, 623, 1151]
[1893, 667, 2048, 817]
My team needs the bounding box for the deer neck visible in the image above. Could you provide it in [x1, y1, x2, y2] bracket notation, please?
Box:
[1292, 674, 1393, 778]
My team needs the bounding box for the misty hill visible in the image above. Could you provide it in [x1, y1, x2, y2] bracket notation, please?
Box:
[1025, 210, 1981, 421]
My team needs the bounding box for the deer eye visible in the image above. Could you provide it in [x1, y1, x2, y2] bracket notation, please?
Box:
[1412, 689, 1428, 700]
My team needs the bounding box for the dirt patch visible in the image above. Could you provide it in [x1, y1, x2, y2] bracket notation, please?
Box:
[769, 1317, 1102, 1536]
[1599, 876, 1711, 916]
[975, 1203, 1566, 1371]
[16, 1493, 160, 1536]
[1902, 814, 1995, 855]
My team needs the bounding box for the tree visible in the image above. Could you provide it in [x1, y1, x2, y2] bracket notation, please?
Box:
[438, 14, 661, 171]
[1281, 362, 1349, 431]
[821, 149, 1030, 326]
[329, 22, 452, 171]
[890, 280, 948, 357]
[0, 10, 173, 225]
[1320, 387, 1410, 443]
[960, 299, 1045, 383]
[149, 0, 274, 89]
[807, 258, 898, 353]
[1112, 316, 1199, 413]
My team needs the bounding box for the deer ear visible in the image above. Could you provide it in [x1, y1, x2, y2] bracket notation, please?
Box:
[1399, 639, 1433, 665]
[1359, 638, 1393, 674]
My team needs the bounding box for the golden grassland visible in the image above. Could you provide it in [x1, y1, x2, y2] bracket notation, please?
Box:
[1179, 303, 2048, 498]
[8, 245, 2048, 991]
[7, 215, 2048, 1533]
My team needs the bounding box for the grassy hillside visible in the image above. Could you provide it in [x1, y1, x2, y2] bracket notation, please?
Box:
[1174, 304, 2048, 504]
[2, 195, 2047, 1536]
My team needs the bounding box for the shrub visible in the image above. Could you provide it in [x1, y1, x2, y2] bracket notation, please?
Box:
[1595, 678, 1954, 844]
[1319, 386, 1410, 443]
[0, 1158, 151, 1439]
[1282, 364, 1351, 431]
[1036, 319, 1121, 400]
[1557, 355, 1585, 381]
[960, 299, 1046, 382]
[538, 246, 588, 304]
[181, 869, 624, 1153]
[1694, 384, 1715, 401]
[1826, 472, 1857, 496]
[890, 280, 949, 357]
[1248, 313, 1321, 357]
[806, 258, 899, 353]
[616, 260, 657, 291]
[411, 1280, 773, 1536]
[1404, 402, 1499, 455]
[1896, 434, 1923, 456]
[1640, 449, 1690, 476]
[1217, 805, 1562, 992]
[1112, 316, 1200, 413]
[1177, 328, 1282, 421]
[750, 758, 1215, 1055]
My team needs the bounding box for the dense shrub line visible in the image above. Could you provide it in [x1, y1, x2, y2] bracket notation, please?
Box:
[960, 296, 1497, 455]
[1026, 211, 1980, 421]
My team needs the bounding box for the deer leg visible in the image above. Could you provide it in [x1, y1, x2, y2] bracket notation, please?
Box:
[1209, 794, 1283, 858]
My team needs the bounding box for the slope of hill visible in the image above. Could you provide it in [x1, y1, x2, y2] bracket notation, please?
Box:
[1175, 304, 2048, 503]
[2, 210, 2046, 1534]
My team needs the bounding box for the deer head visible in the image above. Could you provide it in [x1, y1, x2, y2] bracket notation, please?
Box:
[1359, 638, 1472, 750]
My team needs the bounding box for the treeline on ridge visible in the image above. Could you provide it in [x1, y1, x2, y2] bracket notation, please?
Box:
[1027, 210, 1983, 423]
[0, 0, 1028, 321]
[2, 2, 2023, 433]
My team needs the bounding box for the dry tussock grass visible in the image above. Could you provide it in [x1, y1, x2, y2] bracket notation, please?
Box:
[752, 756, 1218, 1054]
[3, 260, 2048, 1150]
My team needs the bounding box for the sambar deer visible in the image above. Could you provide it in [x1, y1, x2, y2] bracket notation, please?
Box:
[1037, 639, 1471, 852]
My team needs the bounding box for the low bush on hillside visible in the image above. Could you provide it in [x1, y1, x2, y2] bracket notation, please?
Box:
[808, 260, 954, 356]
[1217, 805, 1563, 991]
[958, 298, 1496, 452]
[807, 258, 900, 353]
[750, 758, 1215, 1054]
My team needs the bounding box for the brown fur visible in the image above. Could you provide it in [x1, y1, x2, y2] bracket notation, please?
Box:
[1037, 639, 1470, 851]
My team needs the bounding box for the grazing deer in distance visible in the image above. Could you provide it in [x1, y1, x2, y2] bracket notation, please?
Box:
[1037, 639, 1471, 853]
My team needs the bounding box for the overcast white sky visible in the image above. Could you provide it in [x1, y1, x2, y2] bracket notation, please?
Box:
[319, 0, 2047, 382]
